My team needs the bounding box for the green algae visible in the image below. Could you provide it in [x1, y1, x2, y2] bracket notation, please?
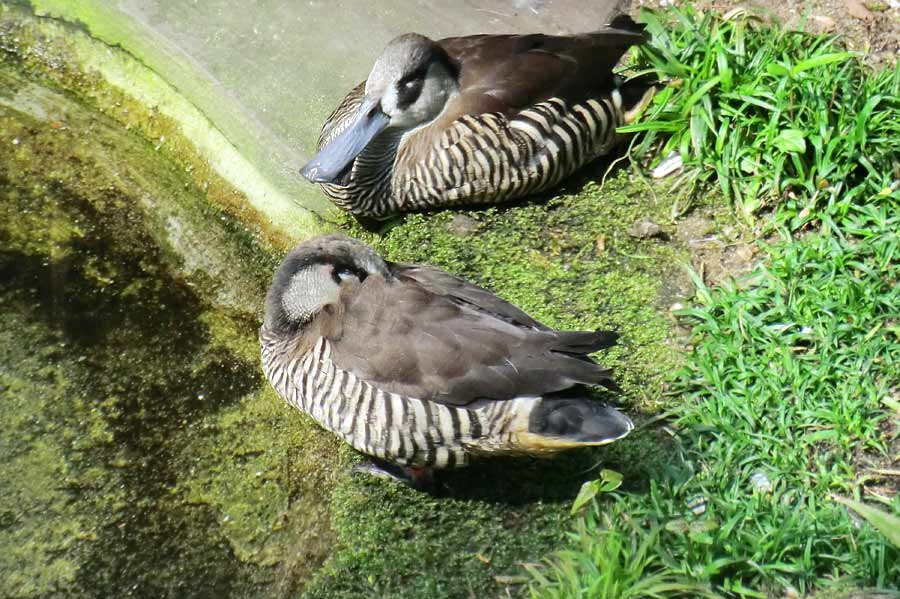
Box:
[0, 59, 341, 598]
[0, 2, 327, 250]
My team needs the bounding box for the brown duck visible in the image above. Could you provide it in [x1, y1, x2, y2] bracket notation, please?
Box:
[299, 15, 656, 218]
[259, 234, 632, 479]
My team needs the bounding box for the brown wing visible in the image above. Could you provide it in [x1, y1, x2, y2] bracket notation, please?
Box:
[319, 272, 616, 406]
[389, 262, 548, 330]
[436, 17, 647, 121]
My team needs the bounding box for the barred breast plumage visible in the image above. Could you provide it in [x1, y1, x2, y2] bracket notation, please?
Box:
[259, 234, 632, 475]
[299, 15, 657, 218]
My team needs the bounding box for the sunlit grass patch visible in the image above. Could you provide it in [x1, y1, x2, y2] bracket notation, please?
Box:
[532, 197, 900, 597]
[623, 7, 900, 222]
[531, 7, 900, 599]
[527, 515, 719, 599]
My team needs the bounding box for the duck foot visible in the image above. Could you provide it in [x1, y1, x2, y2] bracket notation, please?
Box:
[351, 457, 437, 491]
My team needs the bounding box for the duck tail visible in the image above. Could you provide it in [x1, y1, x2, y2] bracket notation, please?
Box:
[518, 397, 633, 450]
[606, 14, 648, 39]
[617, 73, 660, 124]
[552, 329, 619, 354]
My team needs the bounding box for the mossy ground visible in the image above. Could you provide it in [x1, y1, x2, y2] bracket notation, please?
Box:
[303, 168, 728, 598]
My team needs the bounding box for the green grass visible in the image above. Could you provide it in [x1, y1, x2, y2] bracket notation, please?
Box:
[526, 516, 720, 599]
[622, 7, 900, 222]
[529, 7, 900, 599]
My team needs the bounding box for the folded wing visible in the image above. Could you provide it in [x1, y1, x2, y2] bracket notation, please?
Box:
[322, 271, 617, 405]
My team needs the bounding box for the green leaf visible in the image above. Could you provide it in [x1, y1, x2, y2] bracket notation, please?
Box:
[739, 156, 759, 174]
[766, 62, 790, 77]
[664, 518, 690, 534]
[773, 129, 807, 153]
[570, 470, 623, 515]
[571, 480, 600, 515]
[835, 497, 900, 547]
[598, 469, 624, 493]
[682, 76, 722, 116]
[791, 52, 856, 76]
[688, 531, 714, 545]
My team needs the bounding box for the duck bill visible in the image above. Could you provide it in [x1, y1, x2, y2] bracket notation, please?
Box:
[299, 98, 390, 184]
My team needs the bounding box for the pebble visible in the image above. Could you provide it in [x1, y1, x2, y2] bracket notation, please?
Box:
[627, 218, 664, 239]
[750, 471, 773, 493]
[445, 214, 480, 237]
[652, 151, 683, 178]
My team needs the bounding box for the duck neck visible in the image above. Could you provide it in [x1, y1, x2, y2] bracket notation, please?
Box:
[351, 129, 404, 194]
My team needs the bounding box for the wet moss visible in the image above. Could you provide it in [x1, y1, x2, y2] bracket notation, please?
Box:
[0, 58, 340, 598]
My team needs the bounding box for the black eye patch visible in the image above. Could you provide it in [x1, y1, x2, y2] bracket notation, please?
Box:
[398, 65, 428, 88]
[396, 66, 428, 107]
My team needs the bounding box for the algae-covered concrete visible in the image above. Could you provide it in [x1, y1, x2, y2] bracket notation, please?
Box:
[0, 60, 343, 597]
[1, 1, 325, 248]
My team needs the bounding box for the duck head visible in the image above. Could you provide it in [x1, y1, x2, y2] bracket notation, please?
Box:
[263, 234, 390, 333]
[300, 34, 459, 184]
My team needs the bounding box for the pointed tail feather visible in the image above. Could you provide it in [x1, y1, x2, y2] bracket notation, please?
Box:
[607, 14, 647, 37]
[552, 329, 619, 355]
[618, 73, 661, 124]
[585, 14, 648, 47]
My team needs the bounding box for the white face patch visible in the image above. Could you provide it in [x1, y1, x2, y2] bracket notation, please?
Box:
[281, 264, 338, 323]
[383, 62, 459, 129]
[381, 86, 400, 116]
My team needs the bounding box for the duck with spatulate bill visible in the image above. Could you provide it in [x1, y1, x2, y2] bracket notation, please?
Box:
[259, 235, 632, 485]
[300, 15, 657, 218]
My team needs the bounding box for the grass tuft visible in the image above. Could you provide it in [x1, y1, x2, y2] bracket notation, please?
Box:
[623, 7, 900, 222]
[527, 515, 720, 599]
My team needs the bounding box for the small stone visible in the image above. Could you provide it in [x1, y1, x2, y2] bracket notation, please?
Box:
[652, 151, 683, 178]
[627, 218, 663, 239]
[446, 214, 480, 237]
[686, 495, 707, 515]
[810, 15, 837, 32]
[846, 0, 876, 20]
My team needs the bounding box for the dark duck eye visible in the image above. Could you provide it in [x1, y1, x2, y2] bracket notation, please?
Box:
[331, 265, 367, 284]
